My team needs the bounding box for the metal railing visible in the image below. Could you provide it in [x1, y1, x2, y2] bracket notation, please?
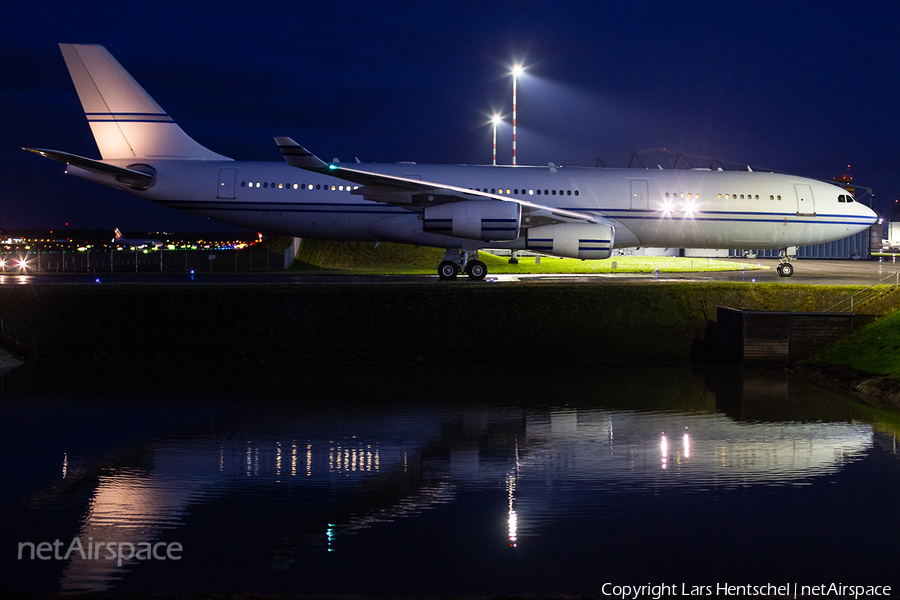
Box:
[824, 270, 900, 313]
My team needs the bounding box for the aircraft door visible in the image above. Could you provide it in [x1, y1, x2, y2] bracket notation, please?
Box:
[217, 168, 237, 199]
[794, 183, 815, 215]
[630, 180, 649, 210]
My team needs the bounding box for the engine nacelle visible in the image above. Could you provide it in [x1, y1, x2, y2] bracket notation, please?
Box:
[423, 200, 520, 241]
[526, 223, 615, 259]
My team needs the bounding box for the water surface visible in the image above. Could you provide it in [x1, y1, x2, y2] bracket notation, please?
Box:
[2, 364, 899, 595]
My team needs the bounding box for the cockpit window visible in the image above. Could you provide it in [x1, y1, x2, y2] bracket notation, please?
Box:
[838, 194, 856, 203]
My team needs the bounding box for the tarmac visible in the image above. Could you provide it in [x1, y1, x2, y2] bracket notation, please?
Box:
[0, 258, 898, 287]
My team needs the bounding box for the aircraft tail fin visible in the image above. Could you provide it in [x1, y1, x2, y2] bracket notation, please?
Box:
[114, 228, 123, 240]
[59, 43, 230, 161]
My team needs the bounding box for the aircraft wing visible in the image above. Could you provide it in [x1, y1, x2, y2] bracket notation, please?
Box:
[275, 137, 597, 225]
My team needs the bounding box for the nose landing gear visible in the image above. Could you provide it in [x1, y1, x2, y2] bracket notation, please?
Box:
[776, 247, 796, 277]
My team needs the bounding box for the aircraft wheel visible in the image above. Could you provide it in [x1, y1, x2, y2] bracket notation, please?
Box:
[778, 263, 794, 278]
[438, 260, 459, 280]
[466, 260, 487, 280]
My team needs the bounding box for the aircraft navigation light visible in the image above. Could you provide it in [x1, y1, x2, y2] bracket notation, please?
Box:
[328, 164, 337, 171]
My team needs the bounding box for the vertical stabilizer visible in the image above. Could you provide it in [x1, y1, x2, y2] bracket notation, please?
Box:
[59, 44, 230, 161]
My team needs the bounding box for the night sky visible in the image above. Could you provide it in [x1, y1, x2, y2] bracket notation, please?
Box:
[2, 1, 898, 233]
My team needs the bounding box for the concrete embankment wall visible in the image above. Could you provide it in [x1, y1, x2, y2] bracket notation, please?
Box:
[0, 282, 881, 364]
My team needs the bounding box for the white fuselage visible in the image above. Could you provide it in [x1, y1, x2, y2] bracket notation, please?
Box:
[90, 159, 876, 252]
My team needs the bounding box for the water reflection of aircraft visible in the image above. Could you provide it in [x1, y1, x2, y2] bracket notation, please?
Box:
[28, 371, 878, 592]
[26, 44, 877, 279]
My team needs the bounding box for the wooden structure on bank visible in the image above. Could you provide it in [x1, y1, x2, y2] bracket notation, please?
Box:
[698, 306, 878, 365]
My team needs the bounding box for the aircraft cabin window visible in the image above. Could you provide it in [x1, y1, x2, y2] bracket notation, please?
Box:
[552, 190, 556, 195]
[574, 191, 579, 196]
[544, 190, 549, 195]
[567, 190, 571, 196]
[316, 184, 321, 190]
[718, 194, 722, 199]
[529, 189, 534, 195]
[665, 193, 670, 198]
[777, 195, 782, 200]
[514, 189, 519, 194]
[264, 182, 268, 188]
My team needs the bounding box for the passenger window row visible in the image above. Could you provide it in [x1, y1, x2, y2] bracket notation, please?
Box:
[241, 181, 359, 192]
[472, 188, 580, 196]
[716, 193, 783, 201]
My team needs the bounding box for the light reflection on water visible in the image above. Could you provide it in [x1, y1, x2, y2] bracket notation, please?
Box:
[2, 364, 900, 595]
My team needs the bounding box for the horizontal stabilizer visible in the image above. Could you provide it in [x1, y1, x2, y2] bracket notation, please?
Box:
[24, 147, 156, 189]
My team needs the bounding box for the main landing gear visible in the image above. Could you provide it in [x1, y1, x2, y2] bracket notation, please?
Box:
[438, 249, 487, 281]
[776, 248, 795, 277]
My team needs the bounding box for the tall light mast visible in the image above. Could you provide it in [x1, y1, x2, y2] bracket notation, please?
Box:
[512, 64, 523, 165]
[491, 114, 500, 166]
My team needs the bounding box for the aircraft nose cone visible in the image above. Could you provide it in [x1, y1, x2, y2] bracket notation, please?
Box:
[862, 203, 878, 224]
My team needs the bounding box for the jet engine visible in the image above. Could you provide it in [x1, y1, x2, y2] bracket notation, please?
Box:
[423, 200, 520, 241]
[526, 223, 615, 259]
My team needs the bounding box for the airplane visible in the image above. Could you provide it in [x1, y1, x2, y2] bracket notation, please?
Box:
[111, 227, 162, 249]
[26, 44, 877, 279]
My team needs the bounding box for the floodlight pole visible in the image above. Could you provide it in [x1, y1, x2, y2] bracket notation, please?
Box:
[492, 115, 498, 166]
[512, 66, 518, 166]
